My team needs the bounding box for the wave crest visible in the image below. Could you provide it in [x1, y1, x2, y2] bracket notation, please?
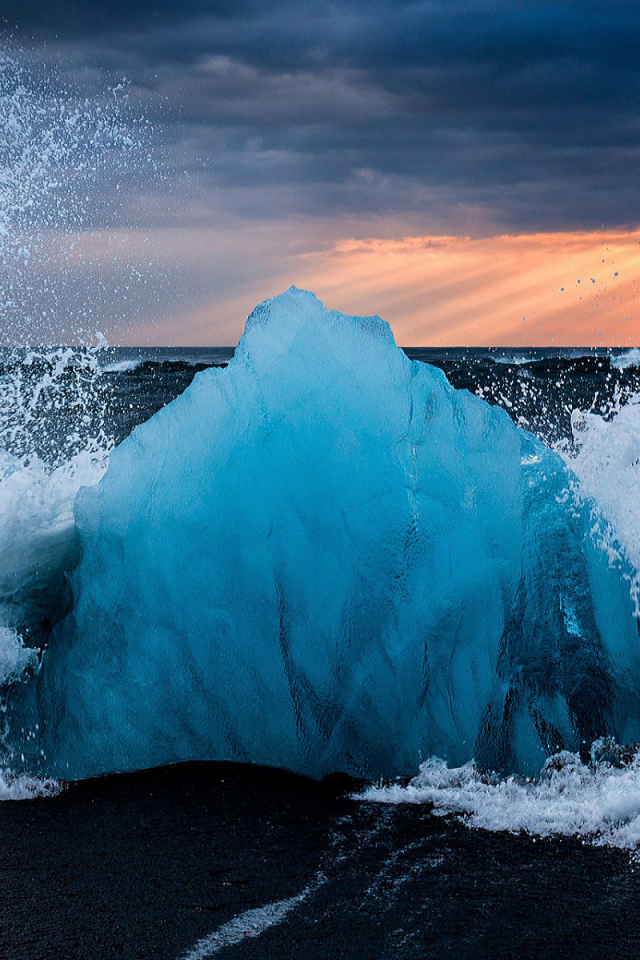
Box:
[360, 741, 640, 854]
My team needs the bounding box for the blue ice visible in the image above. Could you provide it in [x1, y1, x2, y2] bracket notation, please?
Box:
[10, 288, 640, 779]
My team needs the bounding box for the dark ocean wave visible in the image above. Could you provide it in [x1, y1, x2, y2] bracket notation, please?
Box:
[102, 358, 227, 376]
[2, 347, 638, 382]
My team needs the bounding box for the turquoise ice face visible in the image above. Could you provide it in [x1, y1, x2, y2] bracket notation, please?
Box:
[9, 288, 640, 781]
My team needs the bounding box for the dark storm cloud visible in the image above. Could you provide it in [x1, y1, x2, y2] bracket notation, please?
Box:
[3, 0, 640, 233]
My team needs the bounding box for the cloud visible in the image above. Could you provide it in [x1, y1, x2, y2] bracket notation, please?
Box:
[1, 2, 639, 344]
[2, 0, 638, 235]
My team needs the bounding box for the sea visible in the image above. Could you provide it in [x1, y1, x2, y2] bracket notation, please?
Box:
[2, 344, 640, 959]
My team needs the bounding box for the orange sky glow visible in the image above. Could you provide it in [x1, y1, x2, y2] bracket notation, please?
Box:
[110, 227, 640, 347]
[299, 230, 640, 347]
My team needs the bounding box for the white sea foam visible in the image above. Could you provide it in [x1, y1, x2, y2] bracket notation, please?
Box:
[491, 355, 532, 366]
[0, 626, 37, 684]
[0, 347, 110, 794]
[561, 395, 640, 613]
[0, 430, 108, 797]
[360, 747, 640, 853]
[0, 447, 108, 628]
[0, 770, 60, 800]
[0, 341, 112, 639]
[101, 358, 143, 374]
[182, 885, 316, 959]
[610, 348, 640, 370]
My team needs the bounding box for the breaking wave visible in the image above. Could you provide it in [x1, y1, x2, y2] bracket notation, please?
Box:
[0, 769, 60, 801]
[0, 47, 149, 795]
[561, 395, 640, 615]
[360, 741, 640, 855]
[611, 348, 640, 371]
[101, 358, 144, 374]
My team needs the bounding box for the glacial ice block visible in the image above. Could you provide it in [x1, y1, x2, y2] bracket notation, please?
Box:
[11, 288, 640, 779]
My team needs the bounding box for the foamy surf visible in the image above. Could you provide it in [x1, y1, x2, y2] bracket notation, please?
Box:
[562, 395, 640, 614]
[101, 358, 144, 374]
[360, 744, 640, 855]
[0, 344, 112, 646]
[0, 626, 37, 684]
[182, 884, 318, 959]
[0, 770, 60, 800]
[0, 351, 110, 795]
[0, 449, 108, 620]
[611, 348, 640, 371]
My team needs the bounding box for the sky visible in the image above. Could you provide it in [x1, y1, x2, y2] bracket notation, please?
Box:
[1, 0, 639, 345]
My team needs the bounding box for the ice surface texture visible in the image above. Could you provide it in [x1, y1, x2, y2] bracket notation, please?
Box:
[12, 288, 640, 779]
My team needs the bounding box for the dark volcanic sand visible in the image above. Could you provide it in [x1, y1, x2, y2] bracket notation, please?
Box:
[0, 762, 639, 960]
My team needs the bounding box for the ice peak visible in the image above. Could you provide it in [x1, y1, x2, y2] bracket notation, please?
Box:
[239, 287, 396, 367]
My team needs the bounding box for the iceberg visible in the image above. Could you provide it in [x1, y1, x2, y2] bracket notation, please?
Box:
[8, 288, 640, 780]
